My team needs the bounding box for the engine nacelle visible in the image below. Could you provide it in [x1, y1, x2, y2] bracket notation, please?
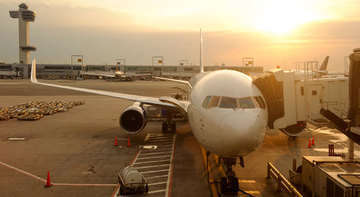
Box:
[119, 103, 147, 134]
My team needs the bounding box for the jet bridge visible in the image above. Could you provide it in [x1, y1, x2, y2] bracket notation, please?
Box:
[320, 48, 360, 145]
[253, 63, 349, 136]
[253, 70, 307, 136]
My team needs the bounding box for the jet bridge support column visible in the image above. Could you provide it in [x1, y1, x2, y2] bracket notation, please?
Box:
[348, 48, 360, 159]
[349, 48, 360, 127]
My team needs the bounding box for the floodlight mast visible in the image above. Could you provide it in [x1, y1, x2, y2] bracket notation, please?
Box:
[9, 3, 36, 64]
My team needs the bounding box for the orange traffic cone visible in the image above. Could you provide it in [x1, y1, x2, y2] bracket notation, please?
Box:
[45, 171, 52, 188]
[114, 136, 118, 147]
[308, 138, 312, 148]
[127, 137, 131, 147]
[312, 137, 315, 146]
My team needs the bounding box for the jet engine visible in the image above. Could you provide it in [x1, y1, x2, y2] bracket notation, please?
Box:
[119, 102, 147, 134]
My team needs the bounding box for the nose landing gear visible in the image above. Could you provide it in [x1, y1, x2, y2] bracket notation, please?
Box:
[220, 157, 239, 195]
[219, 157, 254, 197]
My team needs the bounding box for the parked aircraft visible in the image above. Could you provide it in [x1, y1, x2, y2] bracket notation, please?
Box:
[30, 31, 268, 193]
[81, 70, 151, 81]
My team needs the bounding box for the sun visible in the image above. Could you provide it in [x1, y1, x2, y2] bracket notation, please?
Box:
[253, 0, 316, 35]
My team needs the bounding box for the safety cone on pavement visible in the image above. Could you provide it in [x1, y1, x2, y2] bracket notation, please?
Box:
[312, 136, 315, 146]
[127, 137, 131, 147]
[44, 171, 52, 188]
[308, 138, 312, 148]
[114, 136, 118, 147]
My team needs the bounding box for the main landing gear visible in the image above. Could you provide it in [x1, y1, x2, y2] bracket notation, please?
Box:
[161, 112, 176, 133]
[161, 121, 176, 133]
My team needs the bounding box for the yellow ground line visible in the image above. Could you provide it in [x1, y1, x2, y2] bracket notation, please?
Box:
[245, 190, 260, 194]
[200, 146, 219, 197]
[238, 180, 256, 183]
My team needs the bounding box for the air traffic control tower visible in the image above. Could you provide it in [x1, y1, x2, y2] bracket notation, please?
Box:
[9, 3, 36, 64]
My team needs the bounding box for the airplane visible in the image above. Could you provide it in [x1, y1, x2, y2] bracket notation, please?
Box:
[80, 70, 152, 81]
[30, 31, 268, 194]
[290, 56, 330, 79]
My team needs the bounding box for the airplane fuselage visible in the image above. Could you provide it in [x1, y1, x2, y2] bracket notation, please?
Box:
[187, 70, 268, 158]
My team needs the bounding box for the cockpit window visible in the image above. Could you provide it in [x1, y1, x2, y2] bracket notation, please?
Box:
[202, 96, 211, 108]
[202, 96, 262, 109]
[207, 96, 221, 108]
[254, 96, 266, 109]
[237, 97, 255, 109]
[219, 97, 237, 109]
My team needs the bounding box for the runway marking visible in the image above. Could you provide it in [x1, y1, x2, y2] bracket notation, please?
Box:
[238, 179, 256, 183]
[200, 148, 259, 197]
[140, 169, 169, 174]
[133, 159, 170, 165]
[141, 151, 172, 156]
[148, 139, 174, 143]
[0, 161, 46, 183]
[245, 190, 260, 195]
[136, 155, 171, 160]
[111, 184, 120, 197]
[138, 153, 171, 159]
[148, 181, 167, 186]
[115, 133, 176, 197]
[53, 183, 117, 187]
[165, 135, 175, 197]
[148, 189, 166, 194]
[146, 175, 169, 179]
[200, 147, 219, 197]
[0, 161, 118, 188]
[134, 164, 170, 169]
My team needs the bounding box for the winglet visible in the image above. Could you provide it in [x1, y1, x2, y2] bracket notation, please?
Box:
[30, 58, 37, 83]
[200, 28, 204, 73]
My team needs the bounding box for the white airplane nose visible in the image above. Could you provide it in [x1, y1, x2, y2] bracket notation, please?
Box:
[218, 110, 266, 156]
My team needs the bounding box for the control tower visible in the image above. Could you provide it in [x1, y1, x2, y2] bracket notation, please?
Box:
[9, 3, 36, 64]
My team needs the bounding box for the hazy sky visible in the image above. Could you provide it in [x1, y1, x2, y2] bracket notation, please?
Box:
[1, 0, 360, 71]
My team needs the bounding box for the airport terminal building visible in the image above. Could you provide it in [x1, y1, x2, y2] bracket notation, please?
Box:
[0, 63, 263, 79]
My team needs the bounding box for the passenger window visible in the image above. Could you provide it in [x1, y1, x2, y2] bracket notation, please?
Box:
[237, 97, 255, 109]
[207, 96, 220, 108]
[219, 97, 237, 109]
[202, 96, 211, 108]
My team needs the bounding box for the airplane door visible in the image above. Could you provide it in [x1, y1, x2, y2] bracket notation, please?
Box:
[307, 85, 323, 120]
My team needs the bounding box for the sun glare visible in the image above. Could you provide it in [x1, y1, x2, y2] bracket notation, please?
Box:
[253, 0, 317, 35]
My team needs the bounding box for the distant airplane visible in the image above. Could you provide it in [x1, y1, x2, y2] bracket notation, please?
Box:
[319, 56, 329, 71]
[30, 30, 268, 193]
[80, 70, 151, 81]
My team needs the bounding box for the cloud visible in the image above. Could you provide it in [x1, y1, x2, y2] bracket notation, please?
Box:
[0, 1, 359, 72]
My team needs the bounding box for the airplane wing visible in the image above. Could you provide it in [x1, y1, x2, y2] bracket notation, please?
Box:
[30, 59, 189, 114]
[153, 76, 192, 89]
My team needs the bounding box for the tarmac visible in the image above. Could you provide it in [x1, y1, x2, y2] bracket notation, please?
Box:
[0, 79, 359, 197]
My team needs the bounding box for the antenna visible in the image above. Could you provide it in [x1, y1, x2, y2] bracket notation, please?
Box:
[200, 29, 204, 73]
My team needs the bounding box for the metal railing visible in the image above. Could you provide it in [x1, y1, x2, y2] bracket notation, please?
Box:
[266, 162, 303, 197]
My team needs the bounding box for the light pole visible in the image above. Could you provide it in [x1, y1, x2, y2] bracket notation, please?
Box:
[115, 57, 126, 72]
[152, 56, 164, 76]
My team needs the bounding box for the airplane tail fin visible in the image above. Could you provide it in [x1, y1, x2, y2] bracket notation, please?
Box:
[30, 58, 37, 83]
[320, 56, 329, 71]
[200, 29, 204, 73]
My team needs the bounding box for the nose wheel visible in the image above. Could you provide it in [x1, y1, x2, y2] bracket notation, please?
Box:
[219, 157, 254, 197]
